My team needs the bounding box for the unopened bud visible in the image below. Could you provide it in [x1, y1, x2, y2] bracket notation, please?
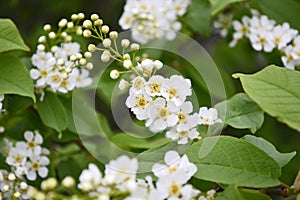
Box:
[121, 39, 130, 48]
[110, 69, 120, 79]
[91, 14, 99, 21]
[130, 43, 140, 52]
[101, 25, 109, 34]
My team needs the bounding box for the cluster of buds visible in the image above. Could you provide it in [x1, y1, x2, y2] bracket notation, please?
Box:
[0, 170, 30, 200]
[81, 14, 165, 90]
[31, 13, 94, 97]
[28, 176, 76, 200]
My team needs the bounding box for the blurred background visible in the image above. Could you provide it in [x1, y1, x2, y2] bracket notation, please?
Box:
[1, 0, 299, 186]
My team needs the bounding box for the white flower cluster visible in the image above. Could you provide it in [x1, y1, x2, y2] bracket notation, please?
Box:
[78, 155, 138, 199]
[78, 151, 216, 200]
[124, 74, 222, 144]
[119, 0, 191, 43]
[228, 10, 300, 69]
[3, 131, 50, 181]
[30, 42, 93, 96]
[0, 170, 30, 200]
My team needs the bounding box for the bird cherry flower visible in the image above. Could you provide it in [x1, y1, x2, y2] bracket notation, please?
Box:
[198, 107, 222, 126]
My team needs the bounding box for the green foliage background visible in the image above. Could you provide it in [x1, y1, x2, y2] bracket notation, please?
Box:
[1, 0, 300, 188]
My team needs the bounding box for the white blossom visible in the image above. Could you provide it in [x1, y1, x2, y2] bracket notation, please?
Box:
[198, 107, 222, 126]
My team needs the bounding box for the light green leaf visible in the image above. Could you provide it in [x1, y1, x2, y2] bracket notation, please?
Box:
[233, 65, 300, 132]
[110, 133, 171, 150]
[36, 92, 68, 132]
[210, 0, 246, 15]
[215, 93, 264, 133]
[187, 136, 281, 188]
[0, 18, 30, 53]
[215, 185, 271, 200]
[0, 54, 35, 101]
[244, 135, 296, 167]
[254, 0, 300, 31]
[184, 0, 212, 36]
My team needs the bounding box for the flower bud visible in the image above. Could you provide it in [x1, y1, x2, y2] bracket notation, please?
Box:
[83, 29, 92, 38]
[20, 182, 28, 190]
[118, 79, 130, 90]
[48, 31, 56, 39]
[102, 38, 111, 48]
[79, 58, 87, 65]
[123, 53, 131, 60]
[94, 19, 103, 27]
[101, 51, 111, 62]
[91, 14, 99, 21]
[58, 18, 68, 28]
[41, 177, 58, 191]
[67, 22, 74, 29]
[38, 36, 46, 43]
[86, 62, 94, 70]
[153, 60, 163, 70]
[110, 70, 120, 79]
[60, 32, 67, 38]
[35, 192, 46, 200]
[75, 53, 83, 59]
[83, 20, 93, 29]
[62, 176, 76, 188]
[109, 31, 118, 39]
[8, 173, 16, 181]
[43, 24, 51, 32]
[98, 194, 109, 200]
[130, 43, 140, 52]
[123, 60, 132, 69]
[57, 59, 65, 66]
[76, 27, 83, 35]
[64, 35, 72, 42]
[14, 192, 21, 198]
[88, 44, 97, 52]
[77, 13, 85, 20]
[84, 52, 92, 58]
[37, 44, 45, 51]
[121, 39, 130, 48]
[71, 14, 78, 21]
[101, 25, 109, 34]
[70, 55, 77, 61]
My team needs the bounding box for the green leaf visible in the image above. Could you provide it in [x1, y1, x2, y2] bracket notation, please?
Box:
[184, 0, 212, 36]
[110, 133, 171, 150]
[36, 92, 68, 132]
[254, 0, 300, 31]
[0, 54, 35, 101]
[215, 185, 271, 200]
[244, 135, 296, 167]
[187, 136, 281, 188]
[233, 65, 300, 132]
[215, 93, 264, 133]
[0, 18, 30, 53]
[209, 0, 246, 15]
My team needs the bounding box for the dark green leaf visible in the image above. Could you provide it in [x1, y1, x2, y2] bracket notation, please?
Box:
[233, 65, 300, 132]
[210, 0, 246, 15]
[0, 54, 35, 101]
[184, 0, 212, 36]
[254, 0, 300, 31]
[36, 92, 68, 132]
[187, 136, 281, 187]
[0, 18, 30, 53]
